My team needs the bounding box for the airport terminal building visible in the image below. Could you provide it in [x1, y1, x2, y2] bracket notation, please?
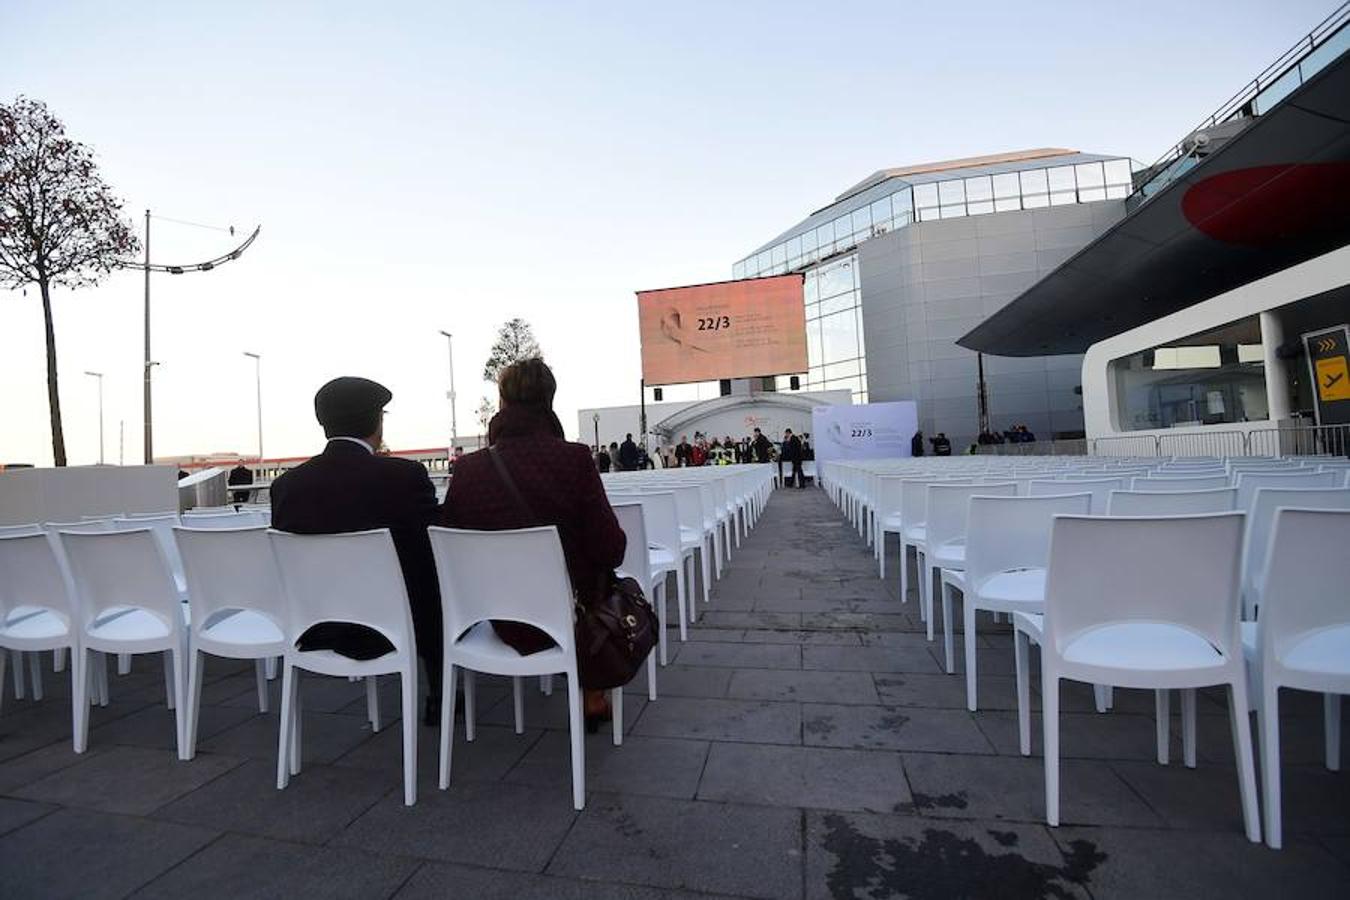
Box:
[728, 148, 1135, 444]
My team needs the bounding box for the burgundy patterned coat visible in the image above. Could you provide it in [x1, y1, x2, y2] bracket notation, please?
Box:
[438, 405, 626, 655]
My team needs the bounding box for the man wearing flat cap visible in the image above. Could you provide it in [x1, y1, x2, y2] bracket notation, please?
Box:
[271, 376, 443, 723]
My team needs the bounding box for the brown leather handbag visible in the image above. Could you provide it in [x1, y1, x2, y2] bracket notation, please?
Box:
[489, 447, 658, 689]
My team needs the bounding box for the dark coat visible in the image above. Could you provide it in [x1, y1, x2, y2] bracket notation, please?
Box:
[270, 439, 442, 677]
[674, 442, 692, 466]
[752, 434, 772, 463]
[781, 435, 803, 463]
[617, 438, 641, 471]
[439, 405, 626, 655]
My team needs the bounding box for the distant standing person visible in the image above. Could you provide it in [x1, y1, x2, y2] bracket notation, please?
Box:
[752, 428, 772, 463]
[228, 460, 252, 504]
[911, 430, 924, 457]
[782, 428, 804, 488]
[595, 444, 612, 472]
[618, 433, 640, 471]
[930, 432, 952, 456]
[675, 435, 693, 467]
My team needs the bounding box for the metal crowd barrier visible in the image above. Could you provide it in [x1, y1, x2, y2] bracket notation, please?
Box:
[1085, 423, 1350, 459]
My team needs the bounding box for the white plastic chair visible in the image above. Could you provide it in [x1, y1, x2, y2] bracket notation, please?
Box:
[922, 482, 1016, 643]
[1107, 488, 1237, 516]
[59, 528, 189, 758]
[1241, 487, 1350, 620]
[938, 492, 1091, 708]
[113, 515, 187, 600]
[180, 511, 266, 529]
[1012, 513, 1260, 841]
[175, 526, 288, 758]
[0, 524, 43, 537]
[1244, 507, 1350, 848]
[1234, 470, 1345, 510]
[1131, 475, 1230, 492]
[0, 532, 85, 729]
[430, 525, 601, 810]
[1027, 477, 1128, 514]
[610, 502, 672, 669]
[270, 529, 419, 806]
[606, 491, 690, 644]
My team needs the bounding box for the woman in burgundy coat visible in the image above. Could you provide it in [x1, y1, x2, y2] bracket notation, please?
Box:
[439, 358, 626, 728]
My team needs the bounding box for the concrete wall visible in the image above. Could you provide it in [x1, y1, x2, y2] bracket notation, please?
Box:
[859, 201, 1125, 446]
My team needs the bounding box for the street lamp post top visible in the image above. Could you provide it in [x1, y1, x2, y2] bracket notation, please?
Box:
[439, 330, 452, 339]
[243, 351, 261, 359]
[85, 370, 103, 378]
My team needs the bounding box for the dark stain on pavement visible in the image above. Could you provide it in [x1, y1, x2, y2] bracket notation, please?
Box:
[911, 790, 969, 811]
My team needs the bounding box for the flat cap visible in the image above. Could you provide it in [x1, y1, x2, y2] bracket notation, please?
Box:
[314, 376, 391, 437]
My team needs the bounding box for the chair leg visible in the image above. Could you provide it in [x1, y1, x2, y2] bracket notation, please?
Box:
[97, 652, 109, 706]
[72, 648, 89, 753]
[463, 670, 476, 742]
[1260, 683, 1282, 848]
[1043, 674, 1060, 826]
[1325, 693, 1341, 772]
[1155, 689, 1170, 765]
[963, 600, 979, 711]
[439, 664, 457, 790]
[1014, 628, 1031, 756]
[118, 652, 131, 676]
[541, 674, 553, 696]
[163, 651, 176, 710]
[878, 531, 886, 579]
[366, 676, 381, 733]
[923, 560, 936, 642]
[27, 652, 42, 701]
[611, 686, 623, 746]
[656, 581, 669, 666]
[0, 651, 6, 715]
[685, 555, 696, 626]
[400, 667, 417, 807]
[185, 649, 205, 760]
[674, 566, 688, 641]
[1093, 684, 1110, 714]
[254, 659, 269, 713]
[172, 648, 188, 761]
[566, 672, 585, 811]
[1181, 688, 1197, 768]
[899, 543, 909, 606]
[265, 657, 278, 680]
[940, 581, 956, 674]
[1229, 680, 1262, 844]
[646, 651, 656, 701]
[11, 650, 24, 700]
[276, 662, 295, 789]
[53, 646, 67, 673]
[512, 676, 524, 735]
[700, 545, 711, 605]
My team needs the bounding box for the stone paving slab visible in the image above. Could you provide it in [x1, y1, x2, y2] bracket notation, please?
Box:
[0, 486, 1346, 898]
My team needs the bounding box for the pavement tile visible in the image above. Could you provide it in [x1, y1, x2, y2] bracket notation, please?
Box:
[803, 703, 994, 754]
[0, 795, 57, 836]
[506, 733, 709, 799]
[1052, 824, 1350, 898]
[0, 807, 219, 900]
[332, 780, 578, 871]
[902, 752, 1162, 826]
[805, 809, 1094, 900]
[698, 742, 910, 813]
[198, 709, 376, 765]
[152, 758, 392, 843]
[727, 669, 879, 705]
[802, 645, 942, 674]
[978, 711, 1181, 761]
[13, 744, 243, 816]
[393, 862, 730, 899]
[477, 682, 647, 733]
[670, 641, 802, 670]
[740, 629, 863, 646]
[91, 702, 257, 751]
[548, 792, 803, 899]
[131, 832, 417, 900]
[625, 665, 731, 699]
[634, 696, 802, 745]
[696, 611, 802, 629]
[336, 720, 541, 785]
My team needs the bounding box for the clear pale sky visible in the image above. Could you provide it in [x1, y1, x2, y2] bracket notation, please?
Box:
[1, 0, 1336, 465]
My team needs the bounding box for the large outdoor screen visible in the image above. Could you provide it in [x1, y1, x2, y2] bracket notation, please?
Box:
[636, 274, 807, 385]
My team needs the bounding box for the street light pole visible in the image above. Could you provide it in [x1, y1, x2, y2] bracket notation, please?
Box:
[84, 371, 104, 464]
[142, 209, 152, 464]
[243, 352, 263, 462]
[438, 330, 458, 449]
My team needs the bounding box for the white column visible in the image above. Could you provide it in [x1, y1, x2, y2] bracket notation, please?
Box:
[1260, 311, 1291, 422]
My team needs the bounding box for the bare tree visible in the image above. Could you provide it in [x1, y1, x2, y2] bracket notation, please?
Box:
[0, 97, 140, 466]
[482, 317, 542, 384]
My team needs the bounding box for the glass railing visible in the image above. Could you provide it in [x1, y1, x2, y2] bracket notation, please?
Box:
[1132, 2, 1349, 202]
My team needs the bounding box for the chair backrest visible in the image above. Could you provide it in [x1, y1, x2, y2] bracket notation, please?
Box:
[1130, 475, 1231, 492]
[1235, 470, 1345, 510]
[58, 529, 183, 631]
[0, 523, 43, 537]
[44, 520, 114, 533]
[964, 493, 1092, 588]
[268, 529, 415, 652]
[0, 532, 77, 626]
[1256, 508, 1350, 667]
[611, 502, 652, 584]
[1107, 487, 1238, 516]
[926, 482, 1017, 550]
[113, 514, 185, 587]
[606, 491, 680, 555]
[428, 525, 575, 652]
[900, 477, 969, 528]
[1242, 487, 1350, 617]
[175, 526, 285, 632]
[1027, 478, 1126, 514]
[1043, 513, 1245, 660]
[180, 511, 265, 529]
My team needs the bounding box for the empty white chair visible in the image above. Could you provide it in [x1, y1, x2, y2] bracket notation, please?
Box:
[1012, 513, 1260, 841]
[1131, 475, 1230, 492]
[270, 529, 419, 806]
[1027, 478, 1128, 514]
[181, 511, 266, 529]
[176, 526, 288, 758]
[1241, 487, 1350, 620]
[60, 528, 189, 757]
[1246, 507, 1350, 848]
[606, 492, 690, 643]
[44, 520, 114, 534]
[113, 515, 187, 600]
[430, 526, 601, 810]
[1107, 487, 1237, 516]
[0, 524, 43, 537]
[0, 532, 83, 728]
[612, 502, 668, 681]
[923, 482, 1016, 644]
[1234, 470, 1345, 510]
[940, 492, 1091, 709]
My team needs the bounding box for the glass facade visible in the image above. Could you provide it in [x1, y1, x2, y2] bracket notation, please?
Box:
[775, 253, 869, 403]
[733, 157, 1132, 279]
[1111, 316, 1268, 431]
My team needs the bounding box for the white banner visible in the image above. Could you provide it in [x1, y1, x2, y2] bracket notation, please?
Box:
[811, 401, 919, 461]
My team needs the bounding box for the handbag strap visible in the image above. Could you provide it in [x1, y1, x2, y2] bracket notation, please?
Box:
[488, 446, 535, 525]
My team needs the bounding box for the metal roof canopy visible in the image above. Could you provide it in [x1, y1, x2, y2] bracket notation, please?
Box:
[959, 51, 1350, 357]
